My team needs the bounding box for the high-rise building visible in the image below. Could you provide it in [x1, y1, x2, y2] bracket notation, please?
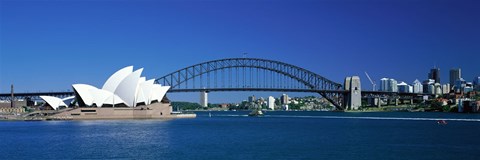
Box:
[389, 79, 398, 92]
[280, 94, 289, 110]
[380, 78, 389, 91]
[268, 96, 275, 110]
[450, 68, 461, 86]
[380, 78, 397, 92]
[412, 79, 423, 93]
[429, 68, 440, 83]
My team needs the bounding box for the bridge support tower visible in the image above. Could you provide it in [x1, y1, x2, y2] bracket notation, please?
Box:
[344, 76, 361, 110]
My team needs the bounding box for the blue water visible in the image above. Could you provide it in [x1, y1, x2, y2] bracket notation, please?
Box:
[1, 111, 480, 159]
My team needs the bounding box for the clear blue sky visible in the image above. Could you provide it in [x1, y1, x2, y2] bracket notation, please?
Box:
[1, 0, 479, 103]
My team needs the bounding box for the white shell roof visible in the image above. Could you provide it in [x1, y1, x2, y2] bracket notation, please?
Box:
[40, 96, 68, 110]
[102, 66, 133, 93]
[115, 68, 143, 107]
[43, 66, 169, 108]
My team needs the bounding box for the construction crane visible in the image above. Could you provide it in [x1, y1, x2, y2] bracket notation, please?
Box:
[364, 72, 376, 91]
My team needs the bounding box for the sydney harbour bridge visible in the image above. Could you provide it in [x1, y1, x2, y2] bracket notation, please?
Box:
[0, 58, 430, 110]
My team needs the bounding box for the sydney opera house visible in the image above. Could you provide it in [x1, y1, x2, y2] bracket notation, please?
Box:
[40, 66, 192, 120]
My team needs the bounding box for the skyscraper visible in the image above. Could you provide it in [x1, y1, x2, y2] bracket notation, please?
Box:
[429, 68, 440, 83]
[450, 68, 461, 87]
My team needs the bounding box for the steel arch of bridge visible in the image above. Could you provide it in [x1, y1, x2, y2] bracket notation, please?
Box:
[155, 58, 346, 110]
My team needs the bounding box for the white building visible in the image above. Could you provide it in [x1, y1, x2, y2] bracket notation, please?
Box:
[434, 83, 442, 95]
[423, 79, 435, 94]
[40, 66, 170, 110]
[390, 79, 398, 92]
[380, 78, 398, 92]
[380, 78, 389, 91]
[397, 82, 409, 93]
[281, 94, 289, 110]
[442, 84, 451, 94]
[268, 96, 275, 110]
[412, 79, 423, 93]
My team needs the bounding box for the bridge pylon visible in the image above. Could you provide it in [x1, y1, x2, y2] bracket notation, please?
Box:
[344, 76, 361, 110]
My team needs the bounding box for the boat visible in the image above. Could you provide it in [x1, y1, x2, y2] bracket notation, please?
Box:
[437, 120, 447, 125]
[248, 110, 264, 117]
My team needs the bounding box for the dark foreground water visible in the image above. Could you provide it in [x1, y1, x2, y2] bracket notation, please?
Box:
[1, 111, 480, 160]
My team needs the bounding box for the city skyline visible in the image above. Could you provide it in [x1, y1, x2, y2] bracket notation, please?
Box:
[1, 0, 479, 103]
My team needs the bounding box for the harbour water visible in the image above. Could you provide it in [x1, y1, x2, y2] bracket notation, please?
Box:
[1, 111, 480, 159]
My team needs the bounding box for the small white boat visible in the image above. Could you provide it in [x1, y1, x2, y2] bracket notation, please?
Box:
[248, 110, 264, 117]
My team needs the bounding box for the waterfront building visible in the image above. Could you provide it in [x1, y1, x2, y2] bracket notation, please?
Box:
[466, 82, 474, 93]
[281, 94, 289, 110]
[423, 79, 435, 94]
[259, 97, 265, 105]
[412, 79, 423, 93]
[474, 77, 480, 91]
[450, 68, 461, 86]
[455, 78, 467, 93]
[281, 94, 289, 105]
[429, 68, 440, 83]
[442, 84, 451, 94]
[248, 95, 256, 103]
[427, 84, 435, 94]
[397, 82, 409, 93]
[390, 79, 398, 92]
[465, 86, 474, 93]
[40, 66, 170, 109]
[380, 78, 389, 91]
[434, 83, 442, 95]
[268, 96, 275, 110]
[35, 66, 192, 120]
[380, 78, 397, 92]
[408, 85, 413, 93]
